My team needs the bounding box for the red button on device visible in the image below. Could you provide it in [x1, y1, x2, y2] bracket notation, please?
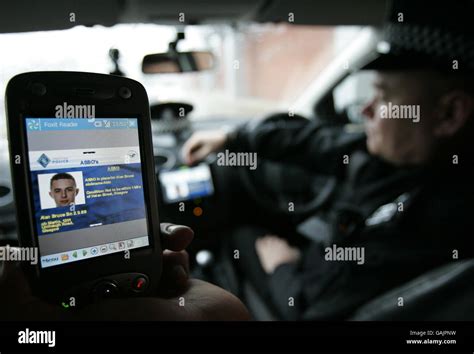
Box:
[133, 277, 148, 292]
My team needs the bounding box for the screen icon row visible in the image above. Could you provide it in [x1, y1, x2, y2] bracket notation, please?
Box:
[41, 236, 148, 268]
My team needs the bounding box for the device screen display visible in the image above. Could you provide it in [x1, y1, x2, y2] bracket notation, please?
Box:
[25, 118, 150, 268]
[159, 164, 214, 204]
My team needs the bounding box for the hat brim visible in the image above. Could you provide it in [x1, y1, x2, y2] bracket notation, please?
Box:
[360, 50, 466, 74]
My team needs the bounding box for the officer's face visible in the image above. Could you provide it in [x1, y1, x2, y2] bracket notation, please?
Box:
[362, 71, 439, 165]
[49, 179, 78, 207]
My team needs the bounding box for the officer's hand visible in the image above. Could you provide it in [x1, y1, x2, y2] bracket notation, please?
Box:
[181, 130, 228, 165]
[255, 235, 301, 274]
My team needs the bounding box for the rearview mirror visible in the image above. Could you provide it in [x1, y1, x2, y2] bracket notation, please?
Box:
[142, 51, 215, 74]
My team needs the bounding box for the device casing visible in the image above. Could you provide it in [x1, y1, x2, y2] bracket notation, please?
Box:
[5, 71, 162, 304]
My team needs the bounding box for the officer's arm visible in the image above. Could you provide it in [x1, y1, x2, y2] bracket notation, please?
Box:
[226, 116, 365, 174]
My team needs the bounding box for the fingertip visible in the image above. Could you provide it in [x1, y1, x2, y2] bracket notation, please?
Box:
[161, 224, 194, 251]
[167, 224, 194, 236]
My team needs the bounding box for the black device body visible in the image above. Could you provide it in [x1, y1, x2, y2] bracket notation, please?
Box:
[6, 71, 162, 305]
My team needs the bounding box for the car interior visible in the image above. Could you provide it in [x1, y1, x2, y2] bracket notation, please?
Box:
[1, 0, 473, 322]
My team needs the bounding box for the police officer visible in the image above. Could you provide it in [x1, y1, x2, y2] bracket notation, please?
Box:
[182, 0, 474, 320]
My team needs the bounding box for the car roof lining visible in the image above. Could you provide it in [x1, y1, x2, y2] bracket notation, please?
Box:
[0, 0, 388, 34]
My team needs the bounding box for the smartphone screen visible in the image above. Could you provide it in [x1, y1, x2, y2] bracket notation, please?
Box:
[159, 164, 214, 204]
[24, 117, 151, 269]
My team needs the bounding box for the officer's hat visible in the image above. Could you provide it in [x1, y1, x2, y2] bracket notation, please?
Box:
[363, 0, 474, 74]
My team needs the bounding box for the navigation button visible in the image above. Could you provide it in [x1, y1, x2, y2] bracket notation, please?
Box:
[93, 281, 118, 301]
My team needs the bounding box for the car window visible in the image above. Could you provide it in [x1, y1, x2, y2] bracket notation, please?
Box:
[333, 70, 376, 123]
[0, 23, 361, 139]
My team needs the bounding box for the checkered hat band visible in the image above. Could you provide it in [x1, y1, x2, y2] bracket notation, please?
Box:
[384, 23, 474, 70]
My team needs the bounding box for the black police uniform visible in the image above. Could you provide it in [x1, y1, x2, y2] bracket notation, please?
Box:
[218, 116, 474, 320]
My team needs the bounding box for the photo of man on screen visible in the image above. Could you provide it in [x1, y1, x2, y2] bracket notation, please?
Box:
[49, 173, 79, 207]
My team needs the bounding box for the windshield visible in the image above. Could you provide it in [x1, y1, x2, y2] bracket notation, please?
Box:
[0, 23, 361, 139]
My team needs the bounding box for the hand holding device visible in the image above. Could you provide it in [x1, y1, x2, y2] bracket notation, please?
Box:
[0, 222, 250, 320]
